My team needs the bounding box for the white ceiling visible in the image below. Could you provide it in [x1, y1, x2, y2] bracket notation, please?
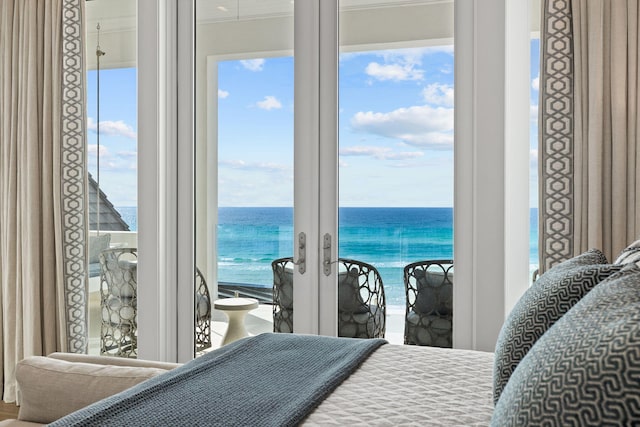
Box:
[85, 0, 539, 70]
[196, 0, 450, 23]
[86, 0, 451, 30]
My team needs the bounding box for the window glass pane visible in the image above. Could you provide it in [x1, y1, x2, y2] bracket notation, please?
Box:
[86, 0, 138, 357]
[530, 36, 540, 282]
[339, 0, 454, 345]
[195, 0, 294, 353]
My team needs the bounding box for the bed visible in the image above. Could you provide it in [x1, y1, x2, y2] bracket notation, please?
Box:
[7, 335, 495, 427]
[4, 244, 640, 426]
[303, 343, 493, 426]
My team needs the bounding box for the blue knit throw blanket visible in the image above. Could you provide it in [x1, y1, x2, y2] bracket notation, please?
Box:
[50, 333, 386, 426]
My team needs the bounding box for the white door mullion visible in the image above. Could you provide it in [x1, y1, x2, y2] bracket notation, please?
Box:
[318, 0, 339, 337]
[176, 0, 195, 363]
[138, 0, 178, 362]
[293, 0, 321, 335]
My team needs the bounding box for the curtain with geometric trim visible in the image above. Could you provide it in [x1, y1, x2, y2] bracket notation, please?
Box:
[539, 0, 575, 273]
[539, 0, 640, 272]
[0, 0, 87, 402]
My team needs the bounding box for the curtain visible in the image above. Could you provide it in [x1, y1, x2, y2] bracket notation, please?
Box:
[539, 0, 640, 271]
[0, 0, 87, 402]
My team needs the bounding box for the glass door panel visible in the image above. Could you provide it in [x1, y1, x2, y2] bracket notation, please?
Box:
[530, 0, 541, 282]
[338, 0, 455, 345]
[85, 0, 139, 356]
[195, 0, 294, 354]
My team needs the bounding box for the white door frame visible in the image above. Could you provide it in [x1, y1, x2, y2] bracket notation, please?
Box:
[453, 0, 530, 351]
[137, 0, 532, 360]
[137, 0, 194, 363]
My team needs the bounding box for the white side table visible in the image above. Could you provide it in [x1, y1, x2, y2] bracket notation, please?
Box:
[214, 297, 259, 346]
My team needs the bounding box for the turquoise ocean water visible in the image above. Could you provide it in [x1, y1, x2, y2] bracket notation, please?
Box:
[117, 207, 539, 306]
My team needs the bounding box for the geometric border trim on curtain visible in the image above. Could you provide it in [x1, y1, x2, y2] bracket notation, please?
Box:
[538, 0, 574, 273]
[61, 0, 88, 353]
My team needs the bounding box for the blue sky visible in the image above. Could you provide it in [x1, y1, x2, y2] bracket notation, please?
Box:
[87, 67, 138, 206]
[88, 40, 540, 208]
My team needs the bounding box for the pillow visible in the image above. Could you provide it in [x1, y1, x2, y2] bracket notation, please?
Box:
[88, 233, 111, 264]
[196, 293, 210, 319]
[273, 264, 293, 310]
[414, 269, 453, 315]
[338, 268, 369, 314]
[614, 238, 640, 265]
[274, 264, 369, 314]
[491, 265, 640, 426]
[47, 352, 180, 370]
[16, 356, 167, 424]
[492, 249, 622, 404]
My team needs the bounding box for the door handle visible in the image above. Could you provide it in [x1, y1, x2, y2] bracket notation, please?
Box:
[323, 233, 332, 276]
[293, 232, 306, 274]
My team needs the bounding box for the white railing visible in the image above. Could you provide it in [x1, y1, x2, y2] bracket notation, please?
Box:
[88, 230, 138, 248]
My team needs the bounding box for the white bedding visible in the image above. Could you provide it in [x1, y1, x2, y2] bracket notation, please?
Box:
[303, 344, 495, 426]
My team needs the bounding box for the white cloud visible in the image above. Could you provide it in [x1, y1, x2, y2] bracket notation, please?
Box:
[240, 58, 265, 72]
[88, 145, 138, 171]
[87, 117, 136, 139]
[116, 150, 137, 159]
[343, 46, 455, 84]
[422, 83, 454, 107]
[340, 46, 453, 63]
[363, 47, 449, 82]
[220, 159, 289, 174]
[365, 62, 424, 82]
[87, 144, 109, 157]
[256, 96, 282, 111]
[339, 146, 424, 160]
[379, 46, 452, 63]
[532, 74, 540, 91]
[221, 160, 247, 168]
[218, 89, 229, 99]
[351, 105, 454, 149]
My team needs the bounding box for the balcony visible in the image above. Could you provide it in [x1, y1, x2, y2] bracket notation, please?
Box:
[88, 230, 405, 356]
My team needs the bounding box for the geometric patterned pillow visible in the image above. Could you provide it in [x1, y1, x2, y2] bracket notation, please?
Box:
[492, 249, 623, 404]
[491, 265, 640, 426]
[614, 238, 640, 265]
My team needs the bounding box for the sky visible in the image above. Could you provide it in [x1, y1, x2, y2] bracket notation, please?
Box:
[87, 40, 540, 208]
[87, 68, 138, 206]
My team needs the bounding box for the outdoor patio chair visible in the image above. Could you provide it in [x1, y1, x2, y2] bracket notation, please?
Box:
[99, 248, 138, 357]
[271, 257, 386, 338]
[195, 267, 212, 352]
[403, 259, 453, 347]
[271, 257, 294, 333]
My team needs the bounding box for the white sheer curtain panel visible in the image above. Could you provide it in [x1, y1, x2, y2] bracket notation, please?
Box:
[0, 0, 88, 402]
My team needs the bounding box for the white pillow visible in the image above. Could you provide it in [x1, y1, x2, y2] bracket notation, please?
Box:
[16, 356, 167, 424]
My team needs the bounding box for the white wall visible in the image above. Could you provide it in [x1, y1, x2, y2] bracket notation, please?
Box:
[454, 0, 531, 351]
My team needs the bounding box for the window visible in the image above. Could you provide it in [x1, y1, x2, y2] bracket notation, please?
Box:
[86, 0, 138, 356]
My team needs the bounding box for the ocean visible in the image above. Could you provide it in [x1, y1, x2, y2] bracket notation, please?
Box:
[117, 206, 539, 306]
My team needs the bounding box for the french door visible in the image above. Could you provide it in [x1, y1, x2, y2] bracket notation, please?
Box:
[190, 0, 458, 350]
[191, 0, 339, 339]
[136, 0, 532, 362]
